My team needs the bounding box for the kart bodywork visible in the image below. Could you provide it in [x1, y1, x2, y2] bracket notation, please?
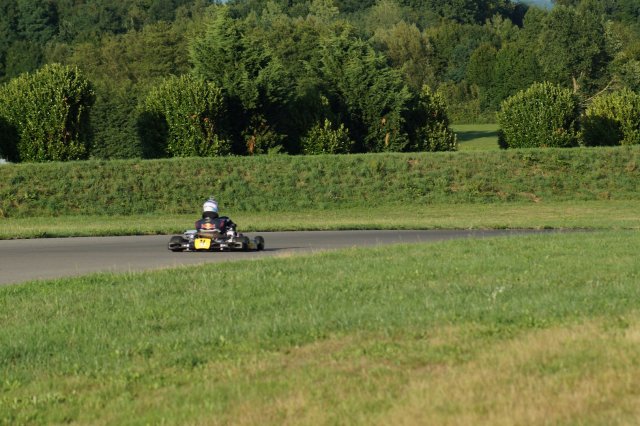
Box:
[168, 229, 265, 252]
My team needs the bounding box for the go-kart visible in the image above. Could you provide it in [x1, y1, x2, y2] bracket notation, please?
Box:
[167, 217, 265, 252]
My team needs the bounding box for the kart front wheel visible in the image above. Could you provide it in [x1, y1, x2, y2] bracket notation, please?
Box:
[255, 236, 265, 251]
[168, 236, 186, 252]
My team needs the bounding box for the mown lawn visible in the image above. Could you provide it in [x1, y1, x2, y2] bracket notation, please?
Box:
[2, 200, 640, 239]
[452, 123, 500, 151]
[2, 230, 640, 424]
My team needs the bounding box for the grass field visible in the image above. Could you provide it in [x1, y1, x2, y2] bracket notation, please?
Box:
[2, 230, 640, 424]
[4, 144, 640, 218]
[4, 128, 640, 424]
[2, 200, 639, 239]
[452, 123, 500, 151]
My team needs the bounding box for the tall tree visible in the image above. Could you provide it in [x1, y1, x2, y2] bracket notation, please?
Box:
[16, 0, 58, 44]
[191, 6, 294, 153]
[372, 20, 436, 90]
[538, 3, 610, 92]
[319, 34, 412, 151]
[487, 42, 542, 110]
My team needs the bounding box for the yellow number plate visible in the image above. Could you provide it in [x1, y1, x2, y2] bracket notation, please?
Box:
[194, 238, 211, 250]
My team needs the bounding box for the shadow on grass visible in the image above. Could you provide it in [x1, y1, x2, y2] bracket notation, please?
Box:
[455, 129, 500, 142]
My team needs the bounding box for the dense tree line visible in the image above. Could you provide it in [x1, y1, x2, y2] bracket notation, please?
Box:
[1, 0, 640, 161]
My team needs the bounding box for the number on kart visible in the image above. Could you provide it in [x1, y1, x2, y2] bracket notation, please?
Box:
[194, 238, 211, 250]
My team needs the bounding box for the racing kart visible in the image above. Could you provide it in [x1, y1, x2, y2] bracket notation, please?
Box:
[167, 217, 265, 252]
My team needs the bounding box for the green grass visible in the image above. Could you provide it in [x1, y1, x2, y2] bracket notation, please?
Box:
[2, 200, 640, 239]
[4, 146, 640, 218]
[2, 231, 640, 424]
[452, 123, 500, 151]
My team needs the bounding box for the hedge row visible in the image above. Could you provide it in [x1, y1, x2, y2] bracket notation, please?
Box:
[1, 147, 639, 218]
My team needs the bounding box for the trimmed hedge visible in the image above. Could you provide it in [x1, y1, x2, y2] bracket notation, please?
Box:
[1, 147, 639, 218]
[497, 82, 580, 149]
[582, 88, 640, 147]
[0, 64, 94, 163]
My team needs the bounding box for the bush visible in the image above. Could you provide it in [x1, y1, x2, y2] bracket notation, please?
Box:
[301, 119, 354, 155]
[582, 88, 640, 146]
[243, 115, 286, 155]
[497, 82, 580, 149]
[0, 64, 94, 162]
[0, 116, 18, 162]
[139, 75, 231, 157]
[408, 86, 457, 152]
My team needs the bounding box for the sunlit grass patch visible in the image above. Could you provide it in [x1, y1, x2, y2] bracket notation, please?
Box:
[2, 200, 640, 239]
[385, 320, 640, 425]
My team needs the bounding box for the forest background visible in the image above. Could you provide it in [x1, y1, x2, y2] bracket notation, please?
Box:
[1, 0, 639, 160]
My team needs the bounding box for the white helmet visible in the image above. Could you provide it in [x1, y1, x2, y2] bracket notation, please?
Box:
[203, 196, 218, 213]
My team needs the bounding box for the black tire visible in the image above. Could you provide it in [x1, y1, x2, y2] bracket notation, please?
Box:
[168, 236, 186, 252]
[255, 236, 265, 251]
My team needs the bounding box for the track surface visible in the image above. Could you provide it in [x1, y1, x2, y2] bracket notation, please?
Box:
[0, 230, 550, 286]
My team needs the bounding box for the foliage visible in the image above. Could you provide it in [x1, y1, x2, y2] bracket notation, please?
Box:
[243, 115, 286, 155]
[0, 63, 93, 162]
[140, 75, 231, 157]
[320, 35, 412, 152]
[605, 21, 640, 92]
[1, 1, 640, 158]
[497, 82, 580, 148]
[466, 43, 498, 93]
[191, 6, 421, 155]
[536, 3, 609, 92]
[582, 88, 640, 146]
[301, 119, 354, 154]
[371, 20, 435, 91]
[190, 6, 293, 153]
[437, 80, 494, 124]
[87, 82, 145, 159]
[486, 42, 542, 111]
[406, 86, 457, 151]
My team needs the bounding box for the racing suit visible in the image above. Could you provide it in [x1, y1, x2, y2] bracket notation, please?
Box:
[195, 215, 237, 236]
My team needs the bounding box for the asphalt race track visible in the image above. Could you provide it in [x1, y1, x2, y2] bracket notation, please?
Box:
[0, 230, 553, 286]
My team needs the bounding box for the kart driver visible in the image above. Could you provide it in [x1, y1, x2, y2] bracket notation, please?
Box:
[196, 196, 237, 237]
[202, 196, 219, 220]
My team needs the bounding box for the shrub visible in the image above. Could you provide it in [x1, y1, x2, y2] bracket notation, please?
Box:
[243, 115, 286, 155]
[497, 82, 580, 149]
[408, 86, 457, 152]
[582, 88, 640, 146]
[301, 119, 354, 155]
[140, 75, 231, 157]
[0, 64, 94, 162]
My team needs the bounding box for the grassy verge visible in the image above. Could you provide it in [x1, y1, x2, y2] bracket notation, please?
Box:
[3, 147, 640, 218]
[1, 200, 639, 239]
[452, 123, 500, 151]
[2, 230, 640, 424]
